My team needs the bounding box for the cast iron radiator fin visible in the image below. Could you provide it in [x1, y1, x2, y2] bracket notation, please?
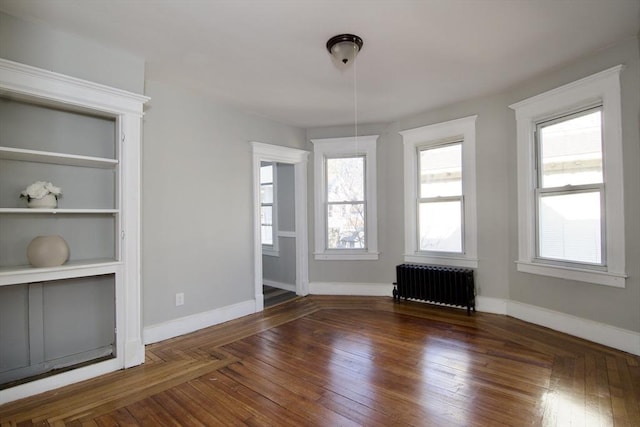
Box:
[393, 264, 476, 315]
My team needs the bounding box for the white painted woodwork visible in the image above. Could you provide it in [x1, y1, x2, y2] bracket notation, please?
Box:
[0, 58, 148, 405]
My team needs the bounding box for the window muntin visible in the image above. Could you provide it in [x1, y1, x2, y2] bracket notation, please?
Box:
[260, 163, 275, 246]
[535, 107, 604, 266]
[418, 142, 463, 253]
[325, 156, 366, 250]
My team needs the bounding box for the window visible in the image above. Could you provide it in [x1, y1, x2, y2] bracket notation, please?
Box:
[312, 135, 379, 260]
[536, 107, 604, 265]
[326, 156, 366, 249]
[510, 65, 626, 287]
[400, 116, 477, 269]
[419, 141, 463, 253]
[260, 162, 278, 255]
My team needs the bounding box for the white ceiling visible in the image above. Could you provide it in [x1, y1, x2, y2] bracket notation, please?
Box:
[1, 0, 638, 128]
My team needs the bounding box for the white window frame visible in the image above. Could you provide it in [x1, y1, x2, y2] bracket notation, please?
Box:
[400, 116, 478, 269]
[312, 135, 379, 260]
[260, 162, 279, 256]
[510, 65, 626, 288]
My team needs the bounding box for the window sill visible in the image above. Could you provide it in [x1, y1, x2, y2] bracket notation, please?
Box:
[516, 261, 626, 288]
[314, 251, 379, 261]
[262, 248, 279, 257]
[404, 254, 478, 269]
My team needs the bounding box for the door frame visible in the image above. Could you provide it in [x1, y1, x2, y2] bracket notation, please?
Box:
[251, 142, 310, 311]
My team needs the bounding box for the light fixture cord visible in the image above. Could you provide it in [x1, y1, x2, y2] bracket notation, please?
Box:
[353, 43, 359, 154]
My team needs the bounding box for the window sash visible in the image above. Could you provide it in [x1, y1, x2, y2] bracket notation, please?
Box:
[324, 155, 368, 251]
[535, 185, 605, 267]
[418, 141, 462, 199]
[260, 163, 276, 248]
[416, 141, 464, 254]
[534, 106, 606, 267]
[535, 105, 603, 189]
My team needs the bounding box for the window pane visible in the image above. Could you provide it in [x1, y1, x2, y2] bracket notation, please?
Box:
[419, 200, 462, 252]
[261, 225, 273, 245]
[260, 164, 273, 184]
[261, 184, 273, 204]
[420, 143, 461, 198]
[327, 157, 364, 202]
[538, 191, 601, 264]
[540, 110, 602, 188]
[261, 206, 272, 225]
[327, 203, 365, 249]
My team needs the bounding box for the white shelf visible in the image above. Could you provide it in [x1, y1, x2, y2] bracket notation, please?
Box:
[0, 146, 118, 168]
[0, 259, 122, 287]
[0, 208, 118, 214]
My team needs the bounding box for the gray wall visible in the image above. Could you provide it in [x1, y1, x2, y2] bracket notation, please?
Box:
[262, 163, 296, 287]
[142, 81, 307, 326]
[307, 36, 639, 332]
[0, 12, 144, 94]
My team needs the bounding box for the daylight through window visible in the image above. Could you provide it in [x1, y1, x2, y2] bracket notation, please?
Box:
[536, 107, 604, 265]
[326, 156, 366, 249]
[418, 142, 463, 253]
[260, 163, 275, 246]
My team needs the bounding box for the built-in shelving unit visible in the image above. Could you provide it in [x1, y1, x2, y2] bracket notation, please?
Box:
[0, 58, 149, 404]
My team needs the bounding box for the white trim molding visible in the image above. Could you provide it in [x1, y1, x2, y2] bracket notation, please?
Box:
[311, 135, 379, 261]
[0, 58, 148, 116]
[309, 281, 394, 296]
[143, 299, 255, 344]
[507, 301, 639, 356]
[400, 115, 478, 269]
[509, 65, 626, 287]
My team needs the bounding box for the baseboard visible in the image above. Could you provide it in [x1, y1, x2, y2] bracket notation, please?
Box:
[143, 299, 256, 345]
[507, 301, 640, 356]
[475, 296, 508, 314]
[309, 282, 394, 296]
[0, 357, 121, 406]
[263, 279, 296, 293]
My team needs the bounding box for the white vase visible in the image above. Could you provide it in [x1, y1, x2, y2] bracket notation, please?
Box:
[26, 235, 70, 268]
[28, 193, 57, 209]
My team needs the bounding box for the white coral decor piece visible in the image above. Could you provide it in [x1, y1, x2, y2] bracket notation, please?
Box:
[20, 181, 62, 201]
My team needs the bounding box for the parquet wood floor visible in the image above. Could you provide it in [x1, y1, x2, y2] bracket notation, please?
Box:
[1, 296, 638, 426]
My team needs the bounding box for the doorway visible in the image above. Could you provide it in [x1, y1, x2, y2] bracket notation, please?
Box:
[260, 161, 297, 307]
[251, 143, 309, 312]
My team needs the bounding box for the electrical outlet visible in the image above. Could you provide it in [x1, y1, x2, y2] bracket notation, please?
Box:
[175, 292, 184, 306]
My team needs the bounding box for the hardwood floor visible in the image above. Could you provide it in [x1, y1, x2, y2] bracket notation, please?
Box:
[1, 296, 638, 426]
[263, 285, 298, 308]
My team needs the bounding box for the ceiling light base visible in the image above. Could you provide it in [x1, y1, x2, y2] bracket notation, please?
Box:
[326, 34, 363, 65]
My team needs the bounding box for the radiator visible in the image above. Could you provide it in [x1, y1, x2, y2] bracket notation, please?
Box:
[393, 264, 475, 315]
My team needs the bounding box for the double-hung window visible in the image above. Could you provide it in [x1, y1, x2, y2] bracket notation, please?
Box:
[511, 65, 626, 287]
[260, 162, 278, 255]
[418, 140, 463, 253]
[400, 116, 478, 268]
[326, 156, 366, 250]
[535, 106, 604, 265]
[312, 135, 379, 260]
